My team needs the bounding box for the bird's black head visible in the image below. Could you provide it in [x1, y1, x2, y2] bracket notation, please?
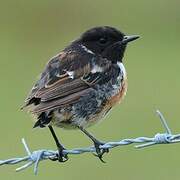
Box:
[75, 26, 139, 63]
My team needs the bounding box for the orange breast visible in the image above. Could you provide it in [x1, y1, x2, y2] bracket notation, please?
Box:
[107, 78, 128, 107]
[87, 78, 128, 127]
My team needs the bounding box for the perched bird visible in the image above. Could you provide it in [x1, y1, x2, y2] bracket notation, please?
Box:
[22, 26, 139, 162]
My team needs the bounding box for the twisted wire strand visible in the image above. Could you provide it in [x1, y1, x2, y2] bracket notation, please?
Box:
[0, 110, 180, 175]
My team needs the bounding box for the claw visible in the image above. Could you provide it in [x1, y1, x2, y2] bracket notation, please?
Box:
[78, 127, 109, 162]
[93, 142, 109, 163]
[49, 148, 68, 162]
[93, 153, 106, 163]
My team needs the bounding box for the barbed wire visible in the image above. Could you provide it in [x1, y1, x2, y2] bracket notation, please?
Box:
[0, 110, 180, 175]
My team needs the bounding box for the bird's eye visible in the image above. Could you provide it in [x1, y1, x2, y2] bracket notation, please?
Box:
[99, 37, 108, 45]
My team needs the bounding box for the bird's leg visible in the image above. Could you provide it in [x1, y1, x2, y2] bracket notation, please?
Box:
[79, 127, 109, 163]
[48, 125, 68, 162]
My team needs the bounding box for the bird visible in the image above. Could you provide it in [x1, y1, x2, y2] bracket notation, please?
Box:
[22, 26, 139, 162]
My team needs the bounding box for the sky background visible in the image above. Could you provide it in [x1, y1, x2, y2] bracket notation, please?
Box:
[0, 0, 180, 179]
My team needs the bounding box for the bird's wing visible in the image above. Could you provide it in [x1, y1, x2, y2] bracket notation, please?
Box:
[23, 48, 111, 113]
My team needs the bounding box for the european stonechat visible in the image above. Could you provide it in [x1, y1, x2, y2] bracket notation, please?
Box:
[22, 26, 139, 162]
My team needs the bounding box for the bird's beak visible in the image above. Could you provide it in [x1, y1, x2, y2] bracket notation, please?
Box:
[122, 35, 140, 44]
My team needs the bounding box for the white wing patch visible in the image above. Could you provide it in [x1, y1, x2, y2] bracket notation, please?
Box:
[91, 65, 103, 73]
[67, 71, 74, 79]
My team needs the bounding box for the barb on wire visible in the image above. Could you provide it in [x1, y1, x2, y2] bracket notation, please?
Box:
[0, 110, 180, 175]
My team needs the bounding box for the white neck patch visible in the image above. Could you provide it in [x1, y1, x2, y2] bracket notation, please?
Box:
[117, 62, 126, 78]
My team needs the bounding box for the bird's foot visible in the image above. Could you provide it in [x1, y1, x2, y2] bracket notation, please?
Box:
[93, 141, 109, 163]
[49, 147, 68, 162]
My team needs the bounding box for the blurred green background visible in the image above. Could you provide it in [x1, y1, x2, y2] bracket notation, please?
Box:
[0, 0, 180, 179]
